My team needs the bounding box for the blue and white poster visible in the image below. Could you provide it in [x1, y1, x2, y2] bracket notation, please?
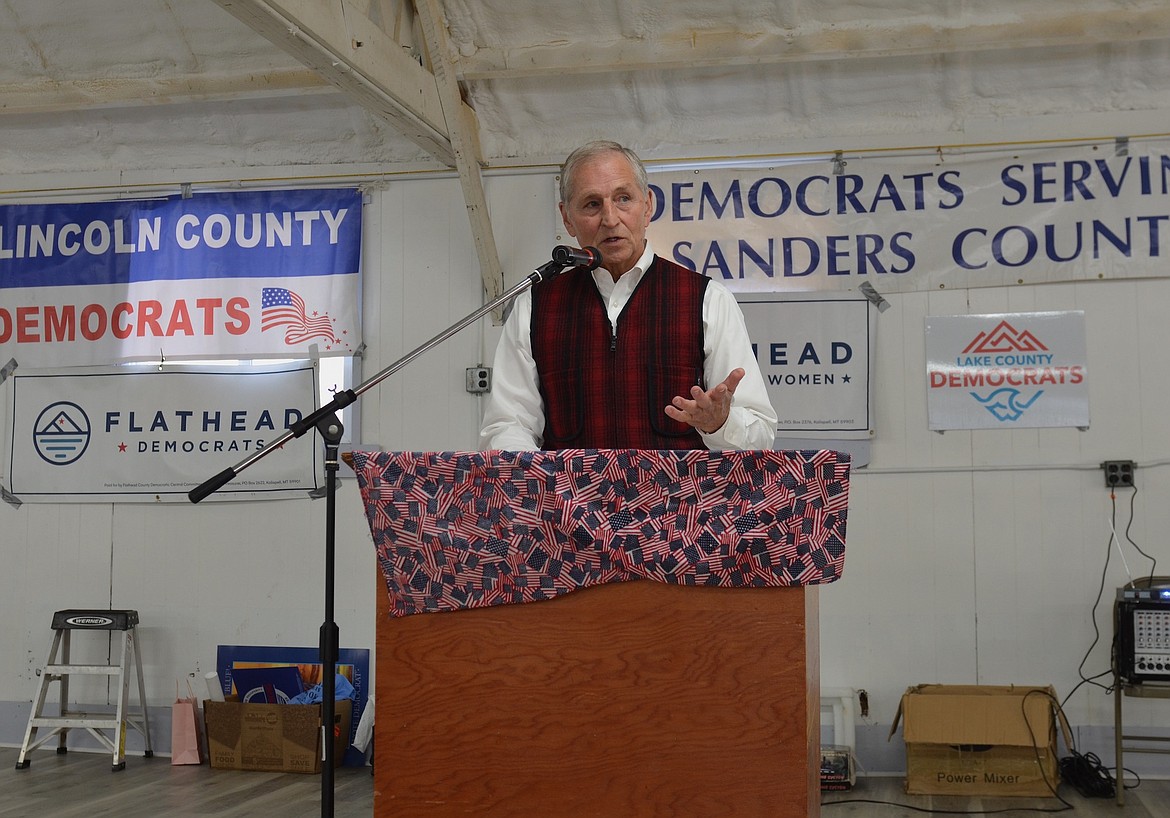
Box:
[738, 292, 874, 439]
[4, 361, 320, 502]
[629, 140, 1170, 294]
[0, 188, 362, 369]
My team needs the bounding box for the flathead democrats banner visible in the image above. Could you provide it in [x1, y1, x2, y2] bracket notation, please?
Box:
[0, 188, 361, 369]
[5, 362, 319, 503]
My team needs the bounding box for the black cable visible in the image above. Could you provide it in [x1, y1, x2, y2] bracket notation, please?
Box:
[1058, 750, 1115, 798]
[1121, 483, 1158, 585]
[1033, 685, 1143, 798]
[1022, 689, 1076, 811]
[1073, 492, 1121, 695]
[1119, 765, 1144, 793]
[1059, 668, 1115, 711]
[821, 797, 1071, 814]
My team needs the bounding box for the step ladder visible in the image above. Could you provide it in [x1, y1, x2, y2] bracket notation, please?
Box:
[15, 609, 154, 771]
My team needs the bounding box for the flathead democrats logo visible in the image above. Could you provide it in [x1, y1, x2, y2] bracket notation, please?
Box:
[33, 402, 92, 465]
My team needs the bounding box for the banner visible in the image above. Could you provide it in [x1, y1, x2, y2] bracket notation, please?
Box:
[738, 293, 874, 439]
[0, 188, 362, 369]
[925, 312, 1089, 430]
[4, 362, 320, 502]
[639, 139, 1170, 293]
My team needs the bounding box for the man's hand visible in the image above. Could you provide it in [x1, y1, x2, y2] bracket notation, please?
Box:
[664, 368, 746, 434]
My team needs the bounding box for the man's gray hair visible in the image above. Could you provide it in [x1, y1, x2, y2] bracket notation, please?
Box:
[559, 140, 650, 204]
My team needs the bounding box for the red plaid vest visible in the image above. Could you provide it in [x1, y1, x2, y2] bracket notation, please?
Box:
[530, 255, 708, 450]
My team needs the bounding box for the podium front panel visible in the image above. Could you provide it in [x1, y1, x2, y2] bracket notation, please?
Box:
[375, 580, 819, 818]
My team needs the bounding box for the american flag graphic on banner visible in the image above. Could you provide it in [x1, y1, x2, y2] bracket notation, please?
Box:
[351, 448, 850, 616]
[261, 287, 337, 345]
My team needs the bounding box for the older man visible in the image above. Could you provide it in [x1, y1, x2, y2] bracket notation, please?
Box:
[479, 140, 776, 451]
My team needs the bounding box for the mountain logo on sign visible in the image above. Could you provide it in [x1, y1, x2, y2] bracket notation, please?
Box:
[33, 402, 92, 465]
[963, 321, 1048, 422]
[962, 321, 1049, 356]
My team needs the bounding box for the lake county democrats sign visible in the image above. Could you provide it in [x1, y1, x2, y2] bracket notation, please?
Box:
[925, 312, 1088, 430]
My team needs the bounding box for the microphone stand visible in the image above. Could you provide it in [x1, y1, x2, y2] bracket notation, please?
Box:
[188, 249, 591, 818]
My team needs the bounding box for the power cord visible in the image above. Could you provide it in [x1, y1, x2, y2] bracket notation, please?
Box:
[1058, 750, 1115, 798]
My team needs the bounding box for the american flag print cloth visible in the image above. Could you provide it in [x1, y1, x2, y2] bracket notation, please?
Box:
[351, 448, 850, 617]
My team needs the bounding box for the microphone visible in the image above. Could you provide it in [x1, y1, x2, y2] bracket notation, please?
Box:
[530, 245, 603, 283]
[552, 245, 602, 271]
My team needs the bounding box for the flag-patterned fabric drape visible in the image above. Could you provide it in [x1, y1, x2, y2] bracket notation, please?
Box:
[351, 448, 850, 617]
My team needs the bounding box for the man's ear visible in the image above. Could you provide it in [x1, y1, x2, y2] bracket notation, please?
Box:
[558, 202, 577, 238]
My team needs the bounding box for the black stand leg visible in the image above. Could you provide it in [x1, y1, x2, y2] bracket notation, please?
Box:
[186, 248, 591, 818]
[316, 413, 343, 818]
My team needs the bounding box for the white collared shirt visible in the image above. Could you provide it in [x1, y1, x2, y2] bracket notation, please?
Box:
[479, 242, 778, 451]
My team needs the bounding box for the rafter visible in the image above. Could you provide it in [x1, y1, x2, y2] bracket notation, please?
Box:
[454, 7, 1170, 80]
[413, 0, 504, 306]
[0, 69, 332, 115]
[211, 0, 472, 166]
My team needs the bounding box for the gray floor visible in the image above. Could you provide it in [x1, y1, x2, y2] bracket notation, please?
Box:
[821, 774, 1170, 817]
[2, 747, 374, 818]
[3, 747, 1168, 817]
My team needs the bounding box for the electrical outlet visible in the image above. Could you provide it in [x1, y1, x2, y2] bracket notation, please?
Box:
[1101, 460, 1135, 488]
[465, 367, 492, 394]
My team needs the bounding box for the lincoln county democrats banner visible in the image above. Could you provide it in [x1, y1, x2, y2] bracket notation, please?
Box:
[0, 188, 361, 369]
[637, 138, 1170, 293]
[4, 362, 320, 503]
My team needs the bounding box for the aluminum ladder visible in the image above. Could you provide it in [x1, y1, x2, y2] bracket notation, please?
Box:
[15, 609, 153, 771]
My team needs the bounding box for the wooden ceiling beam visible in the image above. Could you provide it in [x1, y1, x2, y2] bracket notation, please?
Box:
[413, 0, 504, 307]
[0, 69, 332, 115]
[454, 8, 1170, 80]
[211, 0, 467, 166]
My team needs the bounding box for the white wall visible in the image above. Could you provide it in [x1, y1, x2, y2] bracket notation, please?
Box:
[828, 279, 1170, 772]
[2, 132, 1169, 775]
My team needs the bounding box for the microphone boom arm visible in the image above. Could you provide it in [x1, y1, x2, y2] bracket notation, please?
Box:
[184, 243, 595, 818]
[188, 249, 590, 502]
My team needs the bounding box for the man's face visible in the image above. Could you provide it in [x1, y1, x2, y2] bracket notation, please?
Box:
[559, 152, 653, 279]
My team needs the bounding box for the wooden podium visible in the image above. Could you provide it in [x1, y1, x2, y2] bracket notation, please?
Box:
[352, 448, 848, 817]
[375, 580, 820, 817]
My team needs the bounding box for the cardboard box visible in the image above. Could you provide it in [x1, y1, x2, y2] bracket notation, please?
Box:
[203, 699, 353, 774]
[889, 684, 1071, 797]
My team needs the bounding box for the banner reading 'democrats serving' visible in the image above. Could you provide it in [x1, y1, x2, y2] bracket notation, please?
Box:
[0, 188, 362, 369]
[640, 140, 1170, 293]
